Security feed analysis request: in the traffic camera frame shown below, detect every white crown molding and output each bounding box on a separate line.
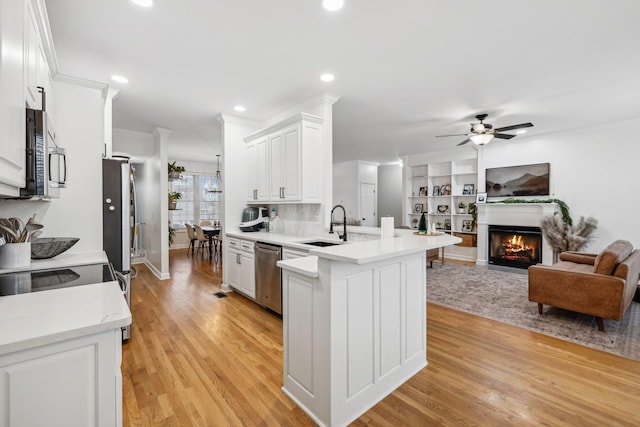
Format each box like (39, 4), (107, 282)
(32, 0), (59, 77)
(243, 113), (324, 142)
(216, 113), (261, 128)
(55, 73), (109, 91)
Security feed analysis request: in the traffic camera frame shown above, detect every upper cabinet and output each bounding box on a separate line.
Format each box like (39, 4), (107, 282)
(245, 113), (323, 204)
(0, 0), (27, 196)
(0, 0), (55, 197)
(25, 0), (54, 113)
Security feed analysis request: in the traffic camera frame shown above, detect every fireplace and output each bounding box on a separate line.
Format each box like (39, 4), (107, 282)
(488, 225), (542, 269)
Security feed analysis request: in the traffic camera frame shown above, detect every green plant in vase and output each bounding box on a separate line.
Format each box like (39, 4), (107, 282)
(467, 202), (477, 230)
(168, 191), (182, 210)
(168, 221), (175, 246)
(457, 201), (466, 214)
(168, 162), (185, 179)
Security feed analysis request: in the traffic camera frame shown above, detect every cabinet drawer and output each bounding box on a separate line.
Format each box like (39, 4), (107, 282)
(240, 240), (255, 253)
(227, 237), (240, 250)
(283, 248), (309, 260)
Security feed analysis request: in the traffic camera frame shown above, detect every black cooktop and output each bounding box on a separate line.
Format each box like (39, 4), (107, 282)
(0, 263), (115, 296)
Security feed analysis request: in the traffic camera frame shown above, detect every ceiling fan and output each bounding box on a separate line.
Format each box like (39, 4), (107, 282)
(436, 114), (533, 146)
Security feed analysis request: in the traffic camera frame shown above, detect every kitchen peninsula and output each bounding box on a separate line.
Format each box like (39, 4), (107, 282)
(277, 231), (460, 427)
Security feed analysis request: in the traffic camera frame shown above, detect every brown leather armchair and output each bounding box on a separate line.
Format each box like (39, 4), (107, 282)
(528, 240), (640, 332)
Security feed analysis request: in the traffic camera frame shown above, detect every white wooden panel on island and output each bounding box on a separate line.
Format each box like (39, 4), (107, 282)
(281, 248), (432, 427)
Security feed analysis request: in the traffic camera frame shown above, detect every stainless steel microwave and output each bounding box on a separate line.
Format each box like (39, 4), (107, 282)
(20, 108), (67, 199)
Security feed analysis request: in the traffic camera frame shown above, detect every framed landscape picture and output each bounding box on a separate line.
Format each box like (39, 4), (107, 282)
(485, 163), (550, 197)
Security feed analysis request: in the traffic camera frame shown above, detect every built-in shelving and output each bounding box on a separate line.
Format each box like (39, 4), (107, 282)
(404, 157), (478, 262)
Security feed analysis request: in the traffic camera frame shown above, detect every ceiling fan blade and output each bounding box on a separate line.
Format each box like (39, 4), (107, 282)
(494, 122), (533, 132)
(436, 133), (468, 138)
(494, 133), (516, 140)
(456, 138), (471, 146)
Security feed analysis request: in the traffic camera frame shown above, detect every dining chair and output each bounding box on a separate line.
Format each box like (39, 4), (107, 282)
(193, 225), (210, 258)
(199, 220), (212, 226)
(213, 233), (222, 262)
(185, 224), (197, 255)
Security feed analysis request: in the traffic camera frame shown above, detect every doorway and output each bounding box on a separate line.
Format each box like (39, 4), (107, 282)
(359, 182), (376, 227)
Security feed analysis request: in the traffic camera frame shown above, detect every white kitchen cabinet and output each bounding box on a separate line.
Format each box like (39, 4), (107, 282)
(0, 329), (123, 427)
(226, 237), (255, 298)
(246, 136), (269, 202)
(0, 0), (26, 196)
(269, 125), (300, 200)
(24, 0), (52, 112)
(245, 113), (323, 204)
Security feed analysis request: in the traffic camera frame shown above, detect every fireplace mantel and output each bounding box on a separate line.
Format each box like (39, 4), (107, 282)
(476, 203), (559, 266)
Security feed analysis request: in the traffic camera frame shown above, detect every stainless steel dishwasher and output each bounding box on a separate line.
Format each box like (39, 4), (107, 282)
(255, 242), (282, 314)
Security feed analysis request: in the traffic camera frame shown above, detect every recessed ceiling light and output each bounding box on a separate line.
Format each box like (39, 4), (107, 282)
(322, 0), (344, 11)
(131, 0), (153, 7)
(515, 129), (527, 134)
(111, 75), (129, 84)
(320, 73), (335, 82)
(234, 105), (246, 112)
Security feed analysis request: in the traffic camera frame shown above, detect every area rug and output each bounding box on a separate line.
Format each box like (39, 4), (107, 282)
(427, 263), (640, 361)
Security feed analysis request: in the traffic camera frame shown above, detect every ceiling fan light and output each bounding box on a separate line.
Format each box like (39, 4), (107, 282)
(470, 134), (494, 145)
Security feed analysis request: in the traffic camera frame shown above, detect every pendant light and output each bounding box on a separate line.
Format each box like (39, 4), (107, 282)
(208, 154), (223, 193)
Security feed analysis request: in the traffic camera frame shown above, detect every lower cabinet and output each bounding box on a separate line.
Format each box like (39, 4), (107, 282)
(0, 329), (123, 427)
(227, 237), (255, 298)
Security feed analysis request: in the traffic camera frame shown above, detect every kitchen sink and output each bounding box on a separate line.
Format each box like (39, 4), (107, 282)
(299, 240), (342, 247)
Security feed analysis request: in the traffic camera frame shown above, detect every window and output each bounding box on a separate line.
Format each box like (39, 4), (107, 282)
(169, 173), (220, 229)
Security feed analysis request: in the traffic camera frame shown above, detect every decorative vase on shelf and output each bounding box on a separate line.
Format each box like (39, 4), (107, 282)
(0, 242), (31, 268)
(418, 213), (427, 232)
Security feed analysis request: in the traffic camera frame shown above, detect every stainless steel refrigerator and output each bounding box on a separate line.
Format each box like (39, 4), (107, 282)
(102, 158), (134, 340)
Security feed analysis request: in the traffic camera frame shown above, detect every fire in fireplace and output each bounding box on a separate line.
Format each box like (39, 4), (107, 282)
(488, 225), (542, 269)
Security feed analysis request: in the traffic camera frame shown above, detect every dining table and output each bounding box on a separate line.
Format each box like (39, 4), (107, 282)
(200, 226), (221, 259)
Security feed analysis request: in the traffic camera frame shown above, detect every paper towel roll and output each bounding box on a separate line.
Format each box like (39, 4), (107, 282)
(381, 217), (394, 239)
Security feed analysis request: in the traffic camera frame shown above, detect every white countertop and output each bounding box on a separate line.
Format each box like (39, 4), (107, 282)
(309, 233), (461, 265)
(0, 281), (131, 355)
(277, 256), (319, 278)
(229, 227), (461, 265)
(0, 250), (108, 274)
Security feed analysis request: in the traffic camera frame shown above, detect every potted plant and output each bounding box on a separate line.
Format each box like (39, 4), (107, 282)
(467, 202), (477, 230)
(168, 221), (175, 246)
(168, 162), (185, 180)
(457, 201), (466, 214)
(168, 191), (182, 210)
(0, 214), (43, 268)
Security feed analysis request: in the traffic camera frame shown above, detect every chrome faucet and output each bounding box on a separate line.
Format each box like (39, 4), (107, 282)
(329, 204), (347, 242)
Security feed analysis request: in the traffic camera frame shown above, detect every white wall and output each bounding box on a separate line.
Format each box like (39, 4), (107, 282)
(377, 164), (403, 227)
(219, 114), (260, 291)
(140, 128), (171, 279)
(332, 160), (379, 225)
(112, 128), (155, 162)
(480, 118), (640, 253)
(332, 161), (358, 220)
(0, 81), (104, 254)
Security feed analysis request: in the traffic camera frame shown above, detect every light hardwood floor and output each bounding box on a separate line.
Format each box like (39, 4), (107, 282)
(123, 251), (640, 426)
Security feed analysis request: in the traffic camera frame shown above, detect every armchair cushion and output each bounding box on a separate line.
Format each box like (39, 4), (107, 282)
(593, 240), (633, 275)
(559, 251), (597, 265)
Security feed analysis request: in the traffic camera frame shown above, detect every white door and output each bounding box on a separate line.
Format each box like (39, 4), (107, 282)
(360, 182), (376, 227)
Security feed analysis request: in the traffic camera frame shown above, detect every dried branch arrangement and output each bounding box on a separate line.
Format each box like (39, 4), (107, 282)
(540, 213), (598, 252)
